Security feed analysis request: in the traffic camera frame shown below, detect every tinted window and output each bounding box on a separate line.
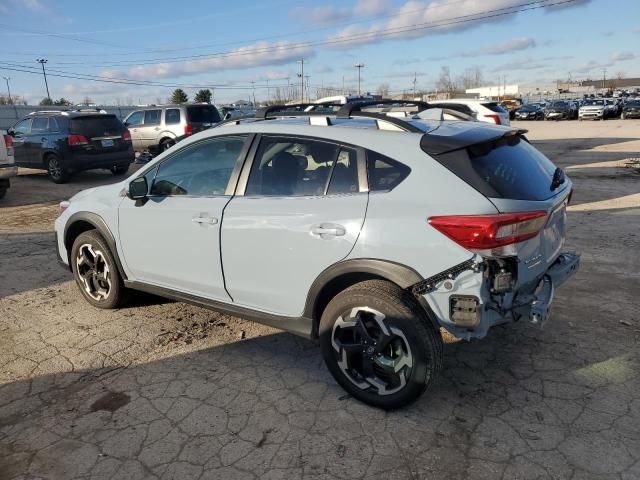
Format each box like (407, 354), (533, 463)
(144, 110), (161, 125)
(366, 151), (411, 191)
(246, 137), (338, 196)
(438, 103), (472, 115)
(433, 136), (560, 201)
(150, 136), (246, 196)
(125, 111), (144, 126)
(69, 116), (124, 137)
(165, 108), (180, 125)
(186, 105), (221, 124)
(482, 102), (507, 113)
(327, 147), (359, 195)
(13, 118), (31, 135)
(31, 117), (48, 133)
(49, 117), (60, 132)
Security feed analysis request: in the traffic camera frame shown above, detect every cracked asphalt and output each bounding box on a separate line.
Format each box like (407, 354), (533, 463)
(1, 120), (639, 480)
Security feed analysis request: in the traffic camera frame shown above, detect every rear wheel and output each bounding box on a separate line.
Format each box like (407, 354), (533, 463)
(71, 230), (127, 309)
(46, 155), (68, 183)
(111, 164), (129, 175)
(319, 280), (443, 409)
(160, 138), (175, 152)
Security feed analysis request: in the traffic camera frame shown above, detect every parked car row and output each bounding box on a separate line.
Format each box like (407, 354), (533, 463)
(511, 96), (640, 121)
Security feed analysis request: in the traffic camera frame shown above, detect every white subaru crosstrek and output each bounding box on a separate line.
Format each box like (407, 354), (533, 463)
(55, 103), (579, 409)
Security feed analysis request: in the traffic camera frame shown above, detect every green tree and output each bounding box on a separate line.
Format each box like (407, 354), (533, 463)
(39, 97), (53, 106)
(170, 88), (188, 104)
(53, 97), (72, 106)
(194, 89), (212, 103)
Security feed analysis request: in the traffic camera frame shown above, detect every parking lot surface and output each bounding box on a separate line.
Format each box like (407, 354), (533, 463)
(1, 120), (639, 480)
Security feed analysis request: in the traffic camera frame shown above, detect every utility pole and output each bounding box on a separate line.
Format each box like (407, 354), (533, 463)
(266, 79), (270, 103)
(602, 68), (607, 89)
(342, 76), (345, 95)
(304, 75), (310, 101)
(412, 72), (417, 99)
(2, 76), (11, 103)
(354, 63), (364, 96)
(250, 81), (256, 106)
(297, 59), (305, 103)
(37, 58), (50, 100)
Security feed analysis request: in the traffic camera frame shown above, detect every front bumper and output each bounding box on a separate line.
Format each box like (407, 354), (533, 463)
(0, 165), (18, 180)
(579, 111), (604, 119)
(420, 252), (580, 340)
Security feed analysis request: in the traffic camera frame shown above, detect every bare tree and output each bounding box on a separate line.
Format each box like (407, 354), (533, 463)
(461, 66), (484, 89)
(376, 83), (390, 97)
(436, 66), (456, 93)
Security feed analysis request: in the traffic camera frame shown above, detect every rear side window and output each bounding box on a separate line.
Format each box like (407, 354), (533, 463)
(366, 151), (410, 191)
(165, 108), (180, 125)
(482, 102), (507, 113)
(433, 136), (560, 201)
(31, 117), (49, 133)
(186, 105), (221, 124)
(49, 117), (60, 132)
(69, 116), (125, 137)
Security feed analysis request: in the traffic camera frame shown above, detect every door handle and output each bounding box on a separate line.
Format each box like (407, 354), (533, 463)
(192, 216), (218, 225)
(154, 127), (160, 131)
(311, 223), (346, 238)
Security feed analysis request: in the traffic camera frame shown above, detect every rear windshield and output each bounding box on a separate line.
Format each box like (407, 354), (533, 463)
(69, 115), (125, 137)
(482, 102), (507, 113)
(433, 135), (562, 201)
(186, 105), (221, 124)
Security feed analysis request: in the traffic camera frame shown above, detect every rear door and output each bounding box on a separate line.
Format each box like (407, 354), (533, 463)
(221, 135), (368, 317)
(138, 109), (162, 148)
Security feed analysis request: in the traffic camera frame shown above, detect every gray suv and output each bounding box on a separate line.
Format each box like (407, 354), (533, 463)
(123, 103), (221, 153)
(55, 103), (579, 409)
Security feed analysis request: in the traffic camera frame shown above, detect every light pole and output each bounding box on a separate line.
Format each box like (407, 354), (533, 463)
(37, 58), (50, 100)
(354, 63), (364, 95)
(297, 59), (305, 103)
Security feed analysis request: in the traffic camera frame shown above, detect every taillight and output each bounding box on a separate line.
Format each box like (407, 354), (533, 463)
(428, 211), (548, 253)
(68, 134), (89, 146)
(122, 130), (131, 142)
(484, 114), (501, 125)
(3, 134), (13, 156)
(184, 124), (193, 136)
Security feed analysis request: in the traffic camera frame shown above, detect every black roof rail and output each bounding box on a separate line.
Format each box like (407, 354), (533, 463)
(255, 103), (343, 119)
(337, 100), (431, 118)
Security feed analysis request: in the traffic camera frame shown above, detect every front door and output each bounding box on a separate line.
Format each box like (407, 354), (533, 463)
(10, 118), (32, 166)
(118, 134), (249, 300)
(123, 111), (144, 150)
(222, 135), (368, 317)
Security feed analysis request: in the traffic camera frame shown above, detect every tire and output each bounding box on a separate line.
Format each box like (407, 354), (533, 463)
(46, 154), (68, 184)
(71, 230), (128, 309)
(111, 164), (129, 175)
(160, 138), (175, 152)
(0, 188), (6, 199)
(319, 280), (443, 410)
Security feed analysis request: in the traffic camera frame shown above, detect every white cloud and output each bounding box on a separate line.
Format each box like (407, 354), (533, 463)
(314, 65), (335, 74)
(329, 0), (591, 49)
(354, 0), (393, 16)
(472, 37), (536, 56)
(110, 41), (313, 80)
(611, 52), (635, 62)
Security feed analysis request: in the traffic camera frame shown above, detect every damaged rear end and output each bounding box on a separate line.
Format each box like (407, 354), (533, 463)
(418, 127), (580, 339)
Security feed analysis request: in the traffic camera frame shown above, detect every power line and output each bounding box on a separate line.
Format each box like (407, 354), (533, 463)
(1, 0), (576, 68)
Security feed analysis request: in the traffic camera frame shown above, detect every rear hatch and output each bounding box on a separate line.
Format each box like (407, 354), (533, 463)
(186, 105), (221, 133)
(69, 115), (129, 154)
(427, 131), (571, 286)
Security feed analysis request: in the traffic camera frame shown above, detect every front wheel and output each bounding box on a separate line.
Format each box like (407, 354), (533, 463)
(71, 230), (128, 309)
(319, 280), (443, 410)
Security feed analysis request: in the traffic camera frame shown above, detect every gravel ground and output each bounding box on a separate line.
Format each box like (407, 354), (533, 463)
(1, 120), (639, 480)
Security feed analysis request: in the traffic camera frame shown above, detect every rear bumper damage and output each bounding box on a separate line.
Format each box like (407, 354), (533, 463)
(414, 252), (580, 340)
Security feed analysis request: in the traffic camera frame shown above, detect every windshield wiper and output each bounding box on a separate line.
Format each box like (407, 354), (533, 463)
(551, 167), (565, 191)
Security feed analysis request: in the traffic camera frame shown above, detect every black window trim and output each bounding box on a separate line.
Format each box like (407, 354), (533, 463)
(235, 133), (368, 197)
(365, 149), (412, 193)
(134, 133), (255, 199)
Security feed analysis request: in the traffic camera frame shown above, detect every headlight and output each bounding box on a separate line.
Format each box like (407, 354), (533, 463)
(58, 201), (70, 216)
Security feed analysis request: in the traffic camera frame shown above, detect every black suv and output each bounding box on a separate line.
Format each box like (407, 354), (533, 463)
(7, 110), (134, 183)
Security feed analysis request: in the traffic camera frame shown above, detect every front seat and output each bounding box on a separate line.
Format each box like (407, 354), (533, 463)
(271, 152), (300, 195)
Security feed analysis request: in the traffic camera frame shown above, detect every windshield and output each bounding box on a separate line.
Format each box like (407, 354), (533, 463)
(626, 100), (640, 107)
(584, 100), (604, 106)
(69, 115), (125, 137)
(550, 101), (567, 107)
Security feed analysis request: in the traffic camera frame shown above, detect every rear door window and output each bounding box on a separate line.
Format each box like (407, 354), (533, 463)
(366, 151), (411, 191)
(186, 105), (221, 124)
(69, 116), (125, 137)
(49, 117), (60, 132)
(30, 117), (49, 133)
(165, 108), (181, 125)
(144, 110), (161, 125)
(433, 135), (561, 201)
(326, 147), (359, 195)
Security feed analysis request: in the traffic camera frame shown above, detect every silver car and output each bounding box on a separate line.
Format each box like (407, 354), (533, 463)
(55, 104), (579, 409)
(123, 104), (221, 152)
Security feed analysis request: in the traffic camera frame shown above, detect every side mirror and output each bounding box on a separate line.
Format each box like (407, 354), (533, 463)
(128, 176), (148, 200)
(6, 127), (14, 136)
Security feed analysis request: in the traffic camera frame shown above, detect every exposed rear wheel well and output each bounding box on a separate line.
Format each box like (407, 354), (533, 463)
(312, 272), (388, 337)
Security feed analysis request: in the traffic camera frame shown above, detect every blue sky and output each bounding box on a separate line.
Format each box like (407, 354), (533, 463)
(0, 0), (638, 104)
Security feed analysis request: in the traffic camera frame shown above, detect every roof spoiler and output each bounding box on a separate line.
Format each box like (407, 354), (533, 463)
(421, 127), (528, 156)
